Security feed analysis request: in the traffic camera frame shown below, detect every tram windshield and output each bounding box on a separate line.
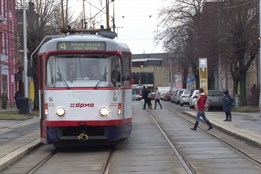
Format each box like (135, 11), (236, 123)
(46, 54), (121, 88)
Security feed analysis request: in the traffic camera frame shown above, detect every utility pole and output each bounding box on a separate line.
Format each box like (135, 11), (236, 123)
(217, 0), (223, 91)
(259, 0), (261, 117)
(106, 0), (110, 29)
(23, 0), (28, 98)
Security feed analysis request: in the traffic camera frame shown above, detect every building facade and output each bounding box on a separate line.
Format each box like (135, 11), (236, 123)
(0, 0), (18, 107)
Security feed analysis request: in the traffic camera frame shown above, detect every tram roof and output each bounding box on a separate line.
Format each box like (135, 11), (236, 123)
(132, 58), (162, 62)
(38, 34), (131, 53)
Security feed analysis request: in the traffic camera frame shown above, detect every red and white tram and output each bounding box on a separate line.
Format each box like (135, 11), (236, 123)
(37, 32), (132, 145)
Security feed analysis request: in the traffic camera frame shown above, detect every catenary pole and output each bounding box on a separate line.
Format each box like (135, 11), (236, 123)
(23, 0), (28, 97)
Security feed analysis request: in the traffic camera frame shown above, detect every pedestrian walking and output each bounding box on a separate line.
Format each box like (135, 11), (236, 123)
(154, 87), (162, 109)
(147, 88), (153, 109)
(191, 88), (213, 131)
(142, 86), (148, 109)
(142, 86), (152, 110)
(1, 92), (8, 110)
(223, 90), (232, 121)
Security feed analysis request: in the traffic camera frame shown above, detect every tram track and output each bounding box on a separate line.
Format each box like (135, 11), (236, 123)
(148, 104), (261, 173)
(25, 150), (57, 174)
(101, 146), (115, 174)
(2, 145), (116, 174)
(148, 110), (195, 174)
(165, 104), (261, 168)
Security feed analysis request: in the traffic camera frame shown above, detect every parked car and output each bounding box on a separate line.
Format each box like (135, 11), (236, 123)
(189, 89), (200, 109)
(158, 87), (170, 100)
(207, 90), (224, 110)
(132, 86), (143, 101)
(179, 89), (193, 106)
(170, 89), (178, 103)
(173, 89), (184, 104)
(163, 90), (175, 101)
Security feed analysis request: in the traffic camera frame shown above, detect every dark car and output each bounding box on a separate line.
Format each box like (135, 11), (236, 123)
(207, 90), (224, 111)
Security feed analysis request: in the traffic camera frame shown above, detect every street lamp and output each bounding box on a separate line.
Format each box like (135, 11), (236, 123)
(23, 0), (28, 97)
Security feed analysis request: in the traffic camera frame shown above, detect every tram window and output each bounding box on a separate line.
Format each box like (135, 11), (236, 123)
(46, 56), (110, 88)
(88, 64), (100, 80)
(122, 55), (131, 87)
(67, 61), (77, 82)
(111, 57), (121, 87)
(46, 56), (56, 87)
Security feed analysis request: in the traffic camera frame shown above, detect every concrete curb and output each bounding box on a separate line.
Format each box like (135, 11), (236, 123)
(0, 139), (42, 171)
(183, 111), (261, 148)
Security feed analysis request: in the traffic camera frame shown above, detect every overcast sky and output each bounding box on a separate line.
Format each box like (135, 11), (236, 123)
(70, 0), (168, 54)
(114, 0), (166, 54)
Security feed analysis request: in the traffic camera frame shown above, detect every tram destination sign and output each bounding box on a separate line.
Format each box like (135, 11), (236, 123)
(57, 42), (106, 51)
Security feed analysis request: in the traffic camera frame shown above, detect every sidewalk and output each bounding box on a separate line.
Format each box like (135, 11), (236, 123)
(184, 110), (261, 147)
(0, 109), (41, 171)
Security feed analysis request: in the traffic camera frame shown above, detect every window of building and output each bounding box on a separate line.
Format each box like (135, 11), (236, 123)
(2, 74), (7, 93)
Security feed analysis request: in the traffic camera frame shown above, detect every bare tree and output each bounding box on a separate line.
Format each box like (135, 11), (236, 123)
(158, 0), (258, 106)
(219, 0), (258, 105)
(16, 0), (62, 54)
(158, 0), (219, 89)
(16, 0), (78, 109)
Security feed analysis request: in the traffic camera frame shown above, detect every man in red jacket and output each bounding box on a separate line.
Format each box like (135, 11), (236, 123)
(191, 88), (213, 131)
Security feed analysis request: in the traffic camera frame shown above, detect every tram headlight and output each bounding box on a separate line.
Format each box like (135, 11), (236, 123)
(99, 107), (109, 116)
(118, 103), (122, 115)
(44, 103), (48, 116)
(56, 107), (65, 117)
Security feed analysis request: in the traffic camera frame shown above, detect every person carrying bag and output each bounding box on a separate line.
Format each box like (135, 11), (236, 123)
(191, 88), (213, 131)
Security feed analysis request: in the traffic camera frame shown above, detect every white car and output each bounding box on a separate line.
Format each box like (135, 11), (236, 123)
(179, 89), (193, 106)
(189, 90), (200, 109)
(173, 89), (184, 104)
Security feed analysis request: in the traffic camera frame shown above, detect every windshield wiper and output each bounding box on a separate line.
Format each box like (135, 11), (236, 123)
(94, 72), (108, 89)
(57, 67), (70, 89)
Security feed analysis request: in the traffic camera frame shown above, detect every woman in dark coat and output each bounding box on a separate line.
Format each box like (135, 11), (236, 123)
(1, 92), (8, 110)
(142, 86), (152, 110)
(223, 90), (232, 121)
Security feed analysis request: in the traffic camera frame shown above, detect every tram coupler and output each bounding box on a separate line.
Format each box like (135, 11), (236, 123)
(77, 132), (88, 141)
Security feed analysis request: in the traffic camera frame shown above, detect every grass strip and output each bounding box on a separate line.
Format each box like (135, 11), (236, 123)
(0, 111), (38, 120)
